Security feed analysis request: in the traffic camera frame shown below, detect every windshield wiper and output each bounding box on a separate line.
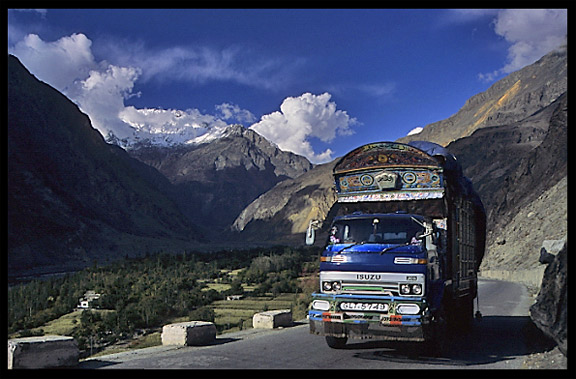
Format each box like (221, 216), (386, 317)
(380, 243), (411, 255)
(336, 241), (365, 254)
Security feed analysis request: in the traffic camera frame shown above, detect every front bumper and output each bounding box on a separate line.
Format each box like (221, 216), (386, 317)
(308, 292), (431, 342)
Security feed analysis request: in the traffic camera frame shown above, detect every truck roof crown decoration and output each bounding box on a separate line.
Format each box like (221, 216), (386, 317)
(333, 142), (450, 203)
(333, 142), (442, 174)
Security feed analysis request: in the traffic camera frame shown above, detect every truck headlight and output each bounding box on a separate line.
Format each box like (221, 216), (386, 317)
(399, 283), (423, 295)
(332, 281), (342, 291)
(400, 284), (411, 295)
(322, 280), (342, 293)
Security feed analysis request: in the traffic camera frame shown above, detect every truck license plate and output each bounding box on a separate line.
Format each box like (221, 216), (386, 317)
(380, 315), (402, 325)
(340, 302), (388, 312)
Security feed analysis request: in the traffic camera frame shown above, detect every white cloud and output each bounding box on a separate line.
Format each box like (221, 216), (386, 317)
(10, 33), (98, 96)
(78, 65), (143, 140)
(9, 33), (146, 141)
(8, 32), (357, 162)
(356, 83), (396, 99)
(444, 9), (499, 23)
(407, 127), (423, 136)
(8, 32), (249, 147)
(479, 9), (567, 81)
(215, 103), (256, 125)
(104, 42), (296, 91)
(10, 9), (47, 16)
(249, 93), (357, 164)
(493, 9), (567, 72)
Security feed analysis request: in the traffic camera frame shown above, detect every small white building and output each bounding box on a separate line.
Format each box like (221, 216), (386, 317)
(77, 290), (101, 309)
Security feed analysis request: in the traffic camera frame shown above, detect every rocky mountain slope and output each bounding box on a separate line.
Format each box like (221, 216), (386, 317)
(448, 93), (567, 274)
(231, 160), (337, 243)
(398, 47), (567, 146)
(7, 55), (203, 277)
(128, 125), (312, 234)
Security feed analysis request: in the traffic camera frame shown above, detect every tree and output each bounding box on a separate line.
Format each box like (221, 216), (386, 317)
(189, 307), (215, 322)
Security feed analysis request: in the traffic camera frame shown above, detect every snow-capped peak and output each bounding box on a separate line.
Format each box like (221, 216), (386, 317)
(104, 106), (241, 149)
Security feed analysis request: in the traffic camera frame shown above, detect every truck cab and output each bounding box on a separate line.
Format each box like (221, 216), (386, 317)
(309, 212), (445, 348)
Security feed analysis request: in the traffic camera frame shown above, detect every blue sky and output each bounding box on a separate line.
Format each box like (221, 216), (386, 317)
(7, 8), (568, 163)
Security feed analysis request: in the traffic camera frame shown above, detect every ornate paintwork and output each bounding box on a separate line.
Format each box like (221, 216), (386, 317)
(333, 142), (445, 203)
(334, 142), (441, 174)
(337, 168), (443, 193)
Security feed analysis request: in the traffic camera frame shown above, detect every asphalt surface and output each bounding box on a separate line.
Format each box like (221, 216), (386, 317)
(79, 278), (539, 369)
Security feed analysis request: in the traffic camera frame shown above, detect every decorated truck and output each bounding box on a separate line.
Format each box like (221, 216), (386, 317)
(306, 141), (486, 349)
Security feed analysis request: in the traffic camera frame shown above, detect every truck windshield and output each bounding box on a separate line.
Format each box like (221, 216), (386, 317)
(329, 217), (424, 245)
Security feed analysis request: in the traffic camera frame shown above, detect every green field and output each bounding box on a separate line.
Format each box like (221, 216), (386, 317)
(14, 293), (302, 338)
(9, 309), (115, 339)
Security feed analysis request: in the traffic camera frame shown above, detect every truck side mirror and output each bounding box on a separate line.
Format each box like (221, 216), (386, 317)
(306, 224), (316, 245)
(306, 219), (321, 246)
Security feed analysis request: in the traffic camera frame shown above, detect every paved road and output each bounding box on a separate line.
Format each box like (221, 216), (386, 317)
(79, 279), (538, 369)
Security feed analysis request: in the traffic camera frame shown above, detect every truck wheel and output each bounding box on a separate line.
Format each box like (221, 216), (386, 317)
(424, 310), (448, 357)
(446, 296), (473, 332)
(325, 336), (348, 349)
(455, 296), (474, 331)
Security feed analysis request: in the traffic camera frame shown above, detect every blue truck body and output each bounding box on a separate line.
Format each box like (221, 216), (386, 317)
(306, 141), (486, 348)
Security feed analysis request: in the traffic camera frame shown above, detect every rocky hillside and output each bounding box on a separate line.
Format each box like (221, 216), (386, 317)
(7, 55), (203, 277)
(231, 160), (337, 243)
(398, 47), (567, 146)
(128, 125), (312, 235)
(448, 93), (567, 274)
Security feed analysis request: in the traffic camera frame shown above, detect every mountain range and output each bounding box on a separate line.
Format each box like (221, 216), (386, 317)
(127, 125), (311, 233)
(7, 54), (310, 278)
(7, 47), (567, 280)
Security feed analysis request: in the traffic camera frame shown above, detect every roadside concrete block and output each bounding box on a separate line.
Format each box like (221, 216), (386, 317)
(161, 321), (216, 346)
(8, 335), (79, 369)
(252, 309), (292, 329)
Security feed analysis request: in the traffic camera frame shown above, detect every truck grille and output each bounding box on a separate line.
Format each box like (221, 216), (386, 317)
(320, 271), (425, 297)
(342, 282), (398, 296)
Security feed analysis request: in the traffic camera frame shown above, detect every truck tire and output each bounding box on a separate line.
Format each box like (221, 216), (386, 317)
(445, 296), (474, 332)
(453, 296), (474, 331)
(423, 308), (448, 357)
(461, 296), (474, 329)
(325, 336), (348, 349)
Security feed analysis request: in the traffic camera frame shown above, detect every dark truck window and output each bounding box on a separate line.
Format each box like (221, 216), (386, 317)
(330, 217), (424, 245)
